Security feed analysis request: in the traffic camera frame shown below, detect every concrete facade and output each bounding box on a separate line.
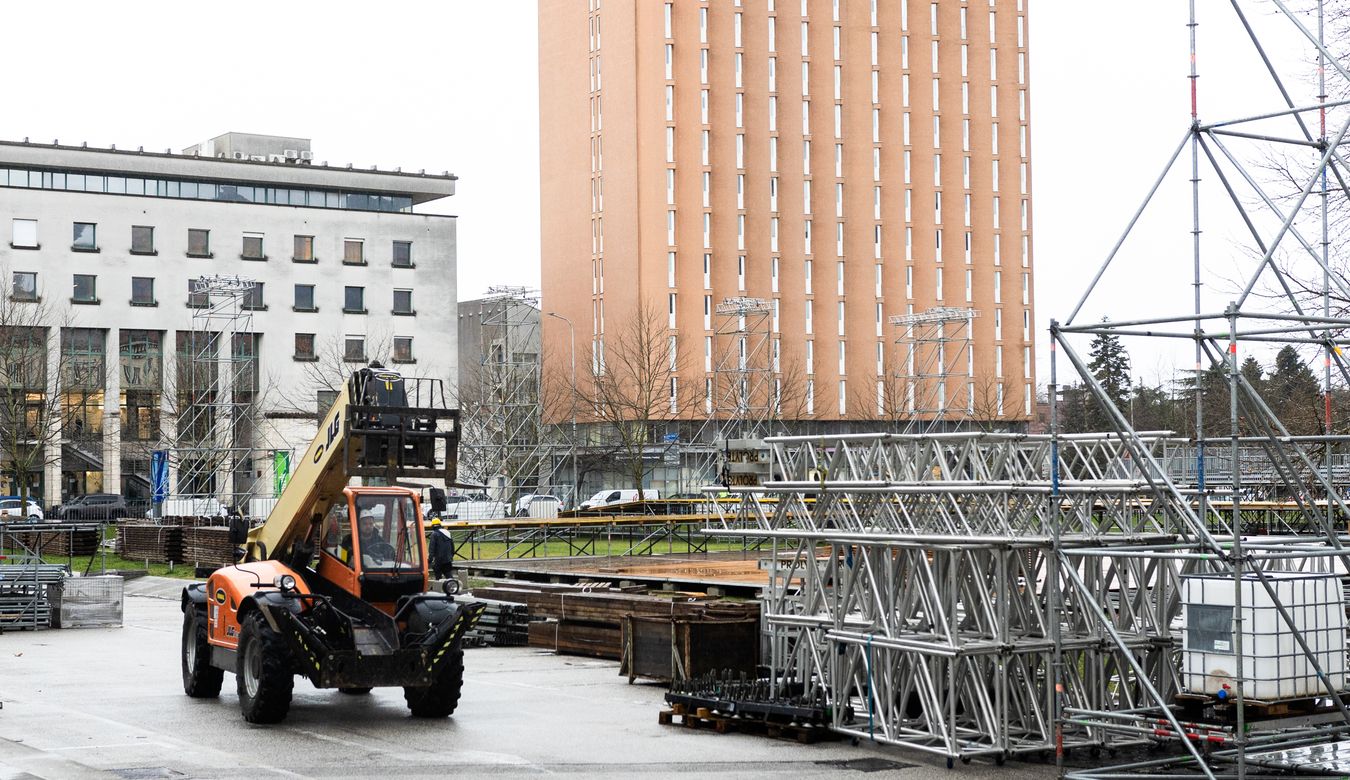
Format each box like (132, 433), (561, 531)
(0, 136), (457, 509)
(540, 0), (1035, 436)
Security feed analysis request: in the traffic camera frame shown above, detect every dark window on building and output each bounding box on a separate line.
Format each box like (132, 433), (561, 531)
(317, 389), (338, 415)
(72, 222), (97, 251)
(242, 233), (265, 260)
(393, 289), (414, 315)
(131, 225), (155, 255)
(392, 240), (413, 267)
(243, 282), (265, 310)
(187, 228), (210, 257)
(294, 284), (315, 311)
(131, 277), (155, 306)
(187, 280), (207, 308)
(343, 239), (364, 265)
(73, 274), (98, 303)
(344, 286), (365, 313)
(294, 235), (315, 262)
(394, 336), (413, 363)
(344, 335), (366, 362)
(12, 272), (37, 301)
(294, 333), (316, 360)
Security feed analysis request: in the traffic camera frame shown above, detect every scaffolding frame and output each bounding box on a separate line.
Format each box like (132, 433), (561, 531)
(705, 2), (1350, 777)
(890, 306), (980, 432)
(168, 275), (263, 514)
(458, 286), (565, 505)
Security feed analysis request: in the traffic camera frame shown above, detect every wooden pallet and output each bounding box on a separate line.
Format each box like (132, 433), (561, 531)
(658, 703), (837, 744)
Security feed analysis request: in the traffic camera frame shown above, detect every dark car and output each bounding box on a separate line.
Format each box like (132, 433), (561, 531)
(56, 493), (128, 521)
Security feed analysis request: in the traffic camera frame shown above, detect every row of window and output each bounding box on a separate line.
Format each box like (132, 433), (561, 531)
(0, 166), (415, 213)
(296, 333), (414, 364)
(10, 271), (416, 315)
(9, 219), (416, 266)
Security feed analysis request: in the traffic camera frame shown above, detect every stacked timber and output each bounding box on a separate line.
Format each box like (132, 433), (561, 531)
(13, 528), (100, 557)
(118, 525), (183, 563)
(180, 527), (234, 568)
(476, 580), (759, 660)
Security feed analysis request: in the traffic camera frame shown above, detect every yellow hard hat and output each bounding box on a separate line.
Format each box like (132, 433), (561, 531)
(430, 517), (442, 527)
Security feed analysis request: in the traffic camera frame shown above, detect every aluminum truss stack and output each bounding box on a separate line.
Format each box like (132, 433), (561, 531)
(709, 432), (1206, 764)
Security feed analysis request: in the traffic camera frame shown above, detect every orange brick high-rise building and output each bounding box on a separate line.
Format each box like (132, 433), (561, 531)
(540, 0), (1034, 494)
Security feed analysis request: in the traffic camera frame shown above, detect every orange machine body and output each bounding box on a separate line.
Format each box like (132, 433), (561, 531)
(206, 561), (311, 651)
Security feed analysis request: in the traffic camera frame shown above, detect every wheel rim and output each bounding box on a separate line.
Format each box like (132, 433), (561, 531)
(185, 620), (197, 670)
(243, 633), (262, 698)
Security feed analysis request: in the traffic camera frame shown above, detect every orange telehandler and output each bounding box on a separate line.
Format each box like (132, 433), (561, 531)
(180, 364), (483, 723)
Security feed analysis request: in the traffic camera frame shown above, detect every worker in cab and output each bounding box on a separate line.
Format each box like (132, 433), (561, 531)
(428, 517), (455, 579)
(343, 508), (396, 562)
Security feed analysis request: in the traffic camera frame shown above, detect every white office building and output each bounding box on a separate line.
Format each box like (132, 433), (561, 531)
(0, 133), (457, 511)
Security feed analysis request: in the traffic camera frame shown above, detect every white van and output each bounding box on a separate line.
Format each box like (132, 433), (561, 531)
(578, 489), (660, 511)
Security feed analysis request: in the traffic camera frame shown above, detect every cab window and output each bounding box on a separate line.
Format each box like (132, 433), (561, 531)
(320, 502), (353, 567)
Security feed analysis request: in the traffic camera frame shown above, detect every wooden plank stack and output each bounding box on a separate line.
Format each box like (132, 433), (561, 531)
(180, 527), (234, 568)
(474, 579), (759, 661)
(117, 525), (183, 563)
(12, 529), (100, 557)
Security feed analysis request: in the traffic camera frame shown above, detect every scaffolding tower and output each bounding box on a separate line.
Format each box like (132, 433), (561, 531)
(457, 286), (562, 505)
(889, 306), (979, 432)
(169, 275), (263, 515)
(711, 296), (775, 441)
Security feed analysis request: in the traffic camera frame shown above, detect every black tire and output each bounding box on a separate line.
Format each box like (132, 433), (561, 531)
(181, 609), (223, 698)
(338, 687), (373, 695)
(403, 649), (465, 718)
(237, 610), (294, 724)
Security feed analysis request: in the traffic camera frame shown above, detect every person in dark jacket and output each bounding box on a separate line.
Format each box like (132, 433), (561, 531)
(427, 517), (455, 579)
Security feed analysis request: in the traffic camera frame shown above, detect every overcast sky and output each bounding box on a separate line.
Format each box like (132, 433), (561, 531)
(0, 1), (1330, 389)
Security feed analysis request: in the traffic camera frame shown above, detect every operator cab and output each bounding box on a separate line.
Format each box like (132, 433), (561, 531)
(316, 487), (428, 611)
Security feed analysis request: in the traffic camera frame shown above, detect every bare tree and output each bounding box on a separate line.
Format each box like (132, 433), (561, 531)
(0, 271), (107, 506)
(578, 299), (692, 499)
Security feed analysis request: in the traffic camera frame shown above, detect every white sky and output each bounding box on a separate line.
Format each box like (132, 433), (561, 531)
(0, 1), (1332, 390)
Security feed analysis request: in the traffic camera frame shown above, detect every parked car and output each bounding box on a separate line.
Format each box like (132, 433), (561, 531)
(578, 489), (660, 511)
(443, 493), (498, 520)
(0, 498), (43, 521)
(55, 493), (128, 521)
(514, 494), (562, 519)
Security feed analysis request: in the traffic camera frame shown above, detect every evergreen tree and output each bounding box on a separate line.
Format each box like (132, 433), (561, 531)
(1267, 346), (1322, 435)
(1085, 327), (1132, 431)
(1239, 356), (1264, 393)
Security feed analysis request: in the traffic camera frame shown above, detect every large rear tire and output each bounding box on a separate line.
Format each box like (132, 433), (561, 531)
(403, 649), (465, 718)
(237, 610), (294, 724)
(181, 609), (223, 698)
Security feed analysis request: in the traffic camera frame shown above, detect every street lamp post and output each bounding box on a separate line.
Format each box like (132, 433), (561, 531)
(546, 312), (578, 508)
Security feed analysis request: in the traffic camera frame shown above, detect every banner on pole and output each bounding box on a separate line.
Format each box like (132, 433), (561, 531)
(273, 450), (291, 495)
(151, 450), (168, 503)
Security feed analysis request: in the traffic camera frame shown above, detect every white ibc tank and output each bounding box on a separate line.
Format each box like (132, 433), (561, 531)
(1182, 572), (1347, 701)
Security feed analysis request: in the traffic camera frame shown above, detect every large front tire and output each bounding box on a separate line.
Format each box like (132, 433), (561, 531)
(404, 649), (465, 718)
(181, 609), (223, 698)
(237, 610), (294, 724)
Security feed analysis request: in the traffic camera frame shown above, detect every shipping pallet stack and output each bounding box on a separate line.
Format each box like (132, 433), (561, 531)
(0, 563), (66, 631)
